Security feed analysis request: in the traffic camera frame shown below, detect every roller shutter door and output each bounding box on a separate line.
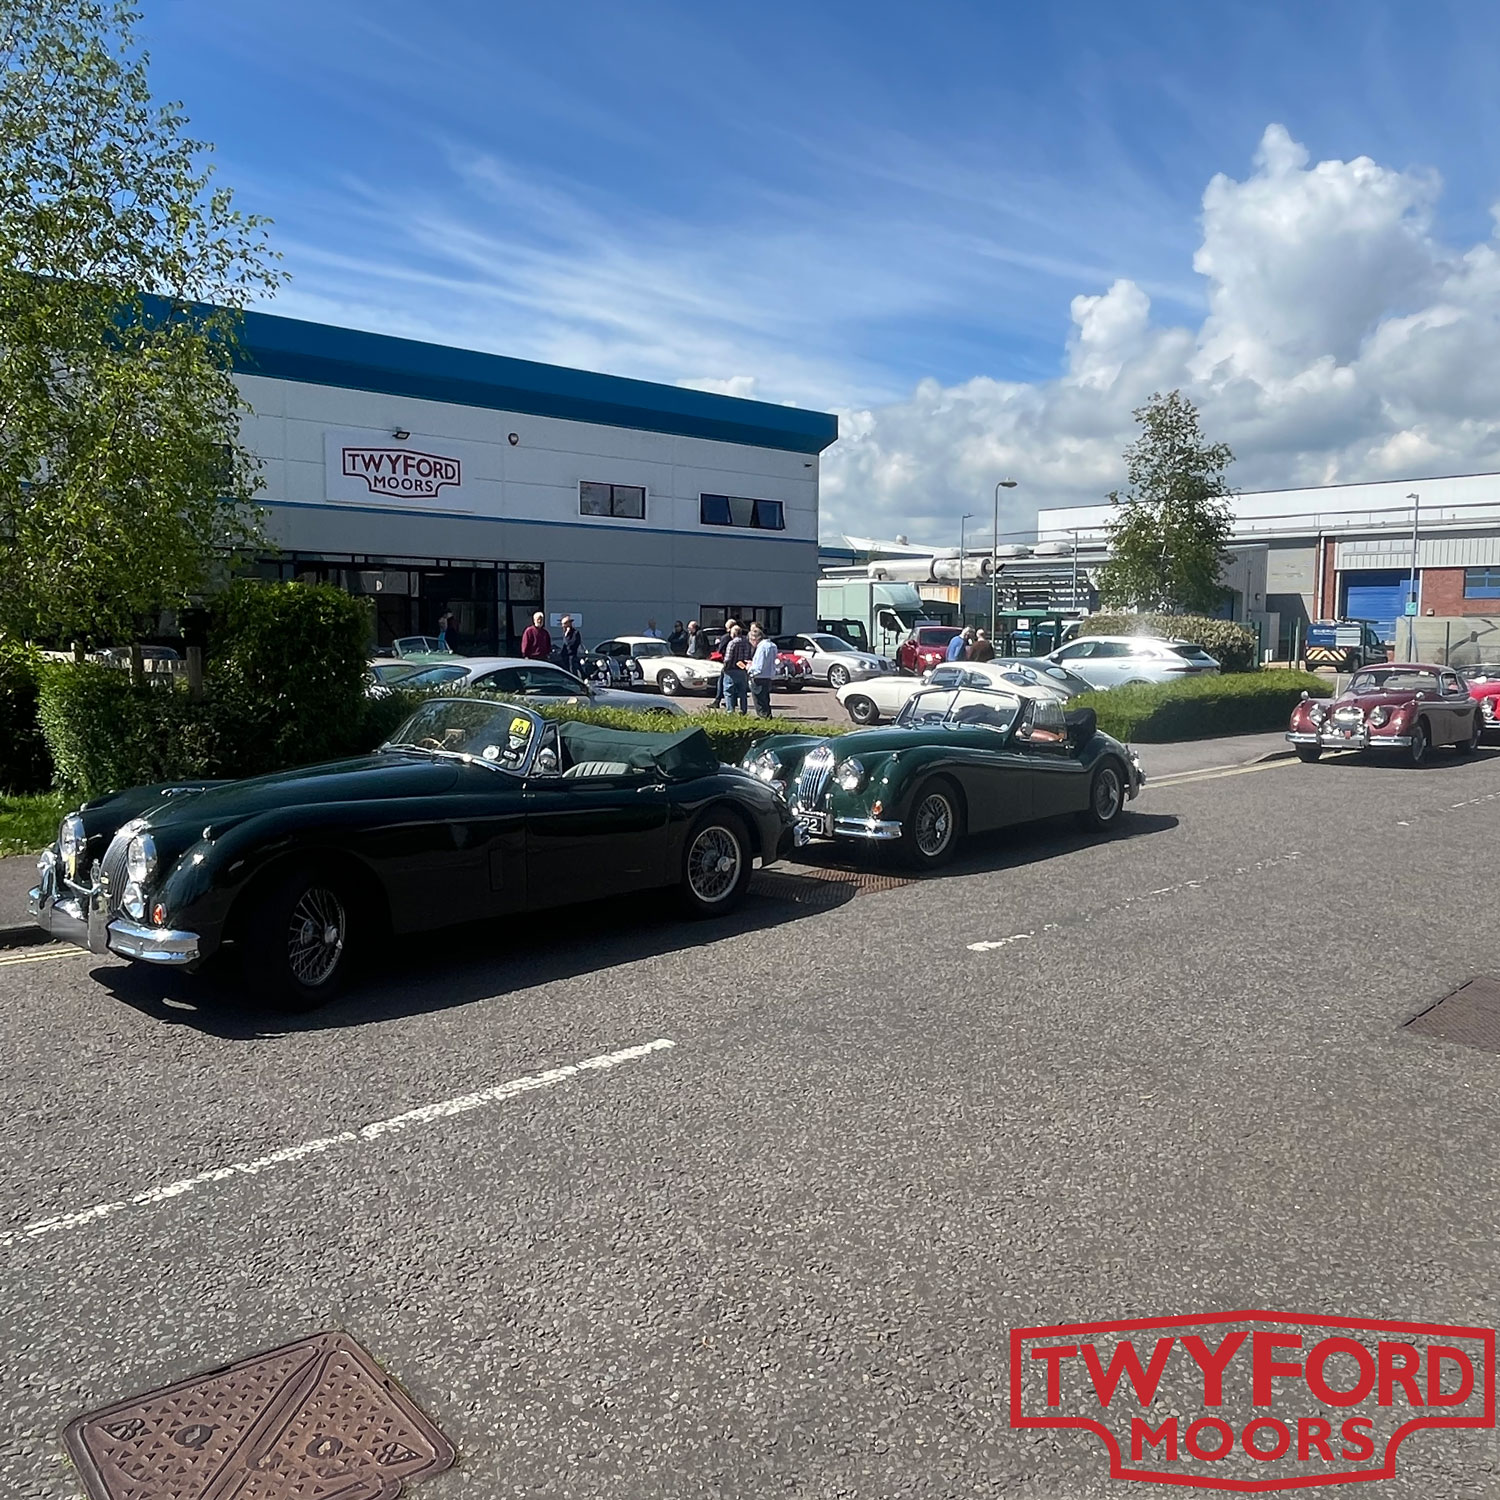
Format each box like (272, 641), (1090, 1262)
(1342, 570), (1409, 645)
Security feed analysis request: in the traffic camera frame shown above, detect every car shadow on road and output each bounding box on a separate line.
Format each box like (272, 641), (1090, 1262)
(88, 874), (850, 1039)
(1303, 746), (1500, 772)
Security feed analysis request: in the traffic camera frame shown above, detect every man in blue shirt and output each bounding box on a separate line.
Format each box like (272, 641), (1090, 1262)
(946, 628), (971, 662)
(748, 623), (779, 718)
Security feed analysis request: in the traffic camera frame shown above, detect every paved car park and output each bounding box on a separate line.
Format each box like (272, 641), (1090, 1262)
(3, 749), (1500, 1497)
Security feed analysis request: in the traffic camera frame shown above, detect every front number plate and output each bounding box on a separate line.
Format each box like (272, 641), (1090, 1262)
(796, 811), (830, 837)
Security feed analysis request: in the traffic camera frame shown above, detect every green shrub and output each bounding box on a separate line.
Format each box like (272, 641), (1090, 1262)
(208, 580), (372, 774)
(1075, 613), (1260, 672)
(1075, 671), (1332, 742)
(0, 640), (52, 793)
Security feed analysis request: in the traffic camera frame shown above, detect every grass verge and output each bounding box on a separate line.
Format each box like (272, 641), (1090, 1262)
(0, 791), (66, 858)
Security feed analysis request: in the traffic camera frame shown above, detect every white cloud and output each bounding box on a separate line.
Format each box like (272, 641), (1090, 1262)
(825, 126), (1500, 545)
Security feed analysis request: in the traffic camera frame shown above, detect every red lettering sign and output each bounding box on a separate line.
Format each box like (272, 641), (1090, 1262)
(1010, 1311), (1494, 1492)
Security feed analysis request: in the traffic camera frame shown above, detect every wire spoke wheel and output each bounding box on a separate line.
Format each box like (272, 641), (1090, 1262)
(913, 791), (955, 857)
(687, 825), (742, 905)
(1093, 766), (1123, 823)
(286, 885), (346, 987)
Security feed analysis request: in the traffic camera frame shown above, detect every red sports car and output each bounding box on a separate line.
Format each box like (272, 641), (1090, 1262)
(897, 625), (962, 675)
(1287, 663), (1482, 766)
(1464, 664), (1500, 738)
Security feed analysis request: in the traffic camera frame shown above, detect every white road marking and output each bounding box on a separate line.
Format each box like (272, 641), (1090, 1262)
(0, 1038), (676, 1250)
(1148, 757), (1299, 788)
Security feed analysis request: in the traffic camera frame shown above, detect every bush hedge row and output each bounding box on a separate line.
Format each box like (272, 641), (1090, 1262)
(1074, 613), (1260, 672)
(0, 640), (53, 793)
(1073, 671), (1331, 743)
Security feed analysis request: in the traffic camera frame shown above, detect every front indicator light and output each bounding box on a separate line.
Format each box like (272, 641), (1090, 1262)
(152, 902), (168, 926)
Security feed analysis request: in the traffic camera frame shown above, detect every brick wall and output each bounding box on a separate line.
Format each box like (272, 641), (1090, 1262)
(1422, 566), (1481, 616)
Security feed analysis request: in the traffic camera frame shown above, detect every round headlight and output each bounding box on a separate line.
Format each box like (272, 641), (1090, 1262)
(835, 757), (867, 792)
(57, 813), (84, 863)
(126, 833), (157, 884)
(750, 750), (783, 782)
(1307, 702), (1327, 724)
(1369, 705), (1390, 727)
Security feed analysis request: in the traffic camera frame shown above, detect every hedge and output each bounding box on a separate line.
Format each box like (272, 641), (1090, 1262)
(1075, 613), (1259, 672)
(0, 640), (52, 793)
(1073, 671), (1331, 742)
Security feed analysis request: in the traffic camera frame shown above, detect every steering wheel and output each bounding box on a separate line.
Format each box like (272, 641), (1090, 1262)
(417, 736), (448, 751)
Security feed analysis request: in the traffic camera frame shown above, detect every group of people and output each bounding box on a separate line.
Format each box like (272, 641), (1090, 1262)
(518, 611), (584, 675)
(945, 626), (996, 663)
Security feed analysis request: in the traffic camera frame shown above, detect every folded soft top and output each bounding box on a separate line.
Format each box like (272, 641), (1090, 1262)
(556, 721), (719, 778)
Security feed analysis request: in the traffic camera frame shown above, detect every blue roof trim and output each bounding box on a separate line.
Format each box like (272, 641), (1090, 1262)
(265, 499), (816, 543)
(233, 308), (839, 455)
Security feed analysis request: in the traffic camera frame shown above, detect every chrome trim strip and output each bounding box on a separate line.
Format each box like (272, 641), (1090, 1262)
(106, 919), (200, 964)
(832, 817), (903, 841)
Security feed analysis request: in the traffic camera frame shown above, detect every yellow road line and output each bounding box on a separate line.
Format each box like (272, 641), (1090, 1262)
(0, 945), (83, 967)
(1149, 757), (1300, 789)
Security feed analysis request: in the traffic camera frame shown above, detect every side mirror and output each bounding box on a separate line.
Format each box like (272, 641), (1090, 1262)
(1299, 690), (1309, 701)
(536, 747), (559, 774)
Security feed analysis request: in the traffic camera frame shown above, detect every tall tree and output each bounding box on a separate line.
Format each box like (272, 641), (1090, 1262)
(0, 0), (281, 644)
(1097, 390), (1235, 615)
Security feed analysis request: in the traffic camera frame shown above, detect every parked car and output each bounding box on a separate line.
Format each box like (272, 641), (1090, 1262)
(743, 683), (1144, 869)
(896, 625), (963, 676)
(393, 636), (455, 658)
(592, 637), (720, 697)
(983, 658), (1095, 698)
(1287, 664), (1482, 765)
(836, 660), (1075, 727)
(373, 656), (687, 715)
(1047, 635), (1220, 689)
(709, 643), (811, 691)
(775, 632), (893, 689)
(29, 700), (794, 1009)
(1463, 663), (1500, 739)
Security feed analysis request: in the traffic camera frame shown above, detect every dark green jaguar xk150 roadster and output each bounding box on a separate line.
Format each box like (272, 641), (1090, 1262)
(30, 699), (796, 1009)
(741, 683), (1145, 868)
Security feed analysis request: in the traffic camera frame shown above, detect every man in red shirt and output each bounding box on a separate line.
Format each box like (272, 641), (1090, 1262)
(520, 611), (552, 661)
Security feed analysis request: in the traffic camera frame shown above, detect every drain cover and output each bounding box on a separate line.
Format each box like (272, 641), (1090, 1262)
(752, 863), (916, 908)
(1405, 977), (1500, 1053)
(65, 1331), (454, 1500)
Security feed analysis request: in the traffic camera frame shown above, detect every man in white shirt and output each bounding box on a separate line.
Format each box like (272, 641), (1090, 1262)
(748, 623), (779, 719)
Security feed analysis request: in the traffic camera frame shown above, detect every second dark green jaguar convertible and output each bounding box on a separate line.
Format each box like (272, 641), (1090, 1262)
(741, 682), (1145, 868)
(29, 699), (795, 1009)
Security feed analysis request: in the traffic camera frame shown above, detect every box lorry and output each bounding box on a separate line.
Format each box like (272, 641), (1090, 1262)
(1304, 620), (1387, 672)
(816, 579), (932, 659)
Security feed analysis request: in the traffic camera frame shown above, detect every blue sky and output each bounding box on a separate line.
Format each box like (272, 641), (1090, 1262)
(141, 0), (1500, 539)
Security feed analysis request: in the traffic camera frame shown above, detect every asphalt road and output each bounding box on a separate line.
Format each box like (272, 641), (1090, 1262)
(3, 747), (1500, 1498)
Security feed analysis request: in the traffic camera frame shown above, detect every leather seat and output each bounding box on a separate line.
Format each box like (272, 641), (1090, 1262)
(562, 760), (633, 778)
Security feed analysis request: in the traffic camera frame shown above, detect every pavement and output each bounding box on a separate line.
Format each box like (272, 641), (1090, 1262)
(4, 745), (1500, 1497)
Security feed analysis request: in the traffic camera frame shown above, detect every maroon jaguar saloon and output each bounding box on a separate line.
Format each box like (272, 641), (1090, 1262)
(1287, 663), (1482, 765)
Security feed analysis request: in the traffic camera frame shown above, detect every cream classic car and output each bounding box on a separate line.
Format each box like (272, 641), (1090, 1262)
(836, 660), (1076, 726)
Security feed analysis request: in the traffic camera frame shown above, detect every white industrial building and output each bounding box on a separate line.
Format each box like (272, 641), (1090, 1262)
(229, 310), (838, 652)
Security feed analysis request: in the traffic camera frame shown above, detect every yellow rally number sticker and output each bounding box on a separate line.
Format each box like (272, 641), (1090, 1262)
(510, 717), (530, 737)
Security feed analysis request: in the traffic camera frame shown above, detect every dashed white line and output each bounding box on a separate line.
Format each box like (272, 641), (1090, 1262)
(0, 1037), (676, 1250)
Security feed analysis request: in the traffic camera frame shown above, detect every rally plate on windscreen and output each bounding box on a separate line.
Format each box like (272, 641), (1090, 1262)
(64, 1330), (455, 1500)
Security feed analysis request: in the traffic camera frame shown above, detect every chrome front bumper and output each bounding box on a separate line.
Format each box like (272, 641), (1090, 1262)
(833, 816), (902, 841)
(1287, 730), (1412, 750)
(28, 850), (200, 965)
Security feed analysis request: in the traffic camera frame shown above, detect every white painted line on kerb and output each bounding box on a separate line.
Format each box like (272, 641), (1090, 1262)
(0, 1038), (676, 1250)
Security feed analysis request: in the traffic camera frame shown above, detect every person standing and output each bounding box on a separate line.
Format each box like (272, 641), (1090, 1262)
(748, 623), (778, 719)
(720, 623), (752, 714)
(559, 614), (582, 676)
(667, 619), (689, 654)
(710, 617), (739, 708)
(969, 628), (995, 662)
(686, 621), (710, 658)
(437, 609), (456, 651)
(520, 611), (551, 661)
(643, 618), (662, 639)
(946, 628), (968, 662)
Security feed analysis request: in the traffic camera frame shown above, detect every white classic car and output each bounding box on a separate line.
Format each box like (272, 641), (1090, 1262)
(837, 659), (1077, 725)
(593, 636), (722, 697)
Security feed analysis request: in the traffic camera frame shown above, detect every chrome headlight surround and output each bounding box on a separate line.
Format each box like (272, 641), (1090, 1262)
(126, 832), (157, 885)
(749, 749), (783, 783)
(835, 757), (868, 792)
(1307, 701), (1327, 725)
(1368, 705), (1390, 728)
(57, 813), (85, 878)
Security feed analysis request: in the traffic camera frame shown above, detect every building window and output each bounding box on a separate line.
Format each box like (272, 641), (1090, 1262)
(1464, 567), (1500, 599)
(580, 481), (646, 520)
(700, 605), (783, 633)
(699, 494), (786, 530)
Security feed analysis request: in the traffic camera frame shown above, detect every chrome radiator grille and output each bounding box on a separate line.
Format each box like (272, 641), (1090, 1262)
(99, 830), (133, 918)
(795, 746), (836, 810)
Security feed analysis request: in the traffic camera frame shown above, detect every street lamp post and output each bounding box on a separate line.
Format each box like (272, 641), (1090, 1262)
(1407, 491), (1420, 660)
(992, 479), (1017, 640)
(959, 512), (974, 628)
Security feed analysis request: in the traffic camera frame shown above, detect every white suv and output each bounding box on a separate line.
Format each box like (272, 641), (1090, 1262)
(1047, 635), (1220, 689)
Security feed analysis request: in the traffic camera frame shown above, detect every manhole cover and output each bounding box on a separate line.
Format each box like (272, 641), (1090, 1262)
(65, 1330), (454, 1500)
(752, 863), (916, 908)
(1405, 976), (1500, 1053)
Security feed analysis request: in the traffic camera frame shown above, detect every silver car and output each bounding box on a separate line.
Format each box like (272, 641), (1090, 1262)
(782, 632), (893, 689)
(1046, 635), (1219, 689)
(377, 657), (688, 715)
